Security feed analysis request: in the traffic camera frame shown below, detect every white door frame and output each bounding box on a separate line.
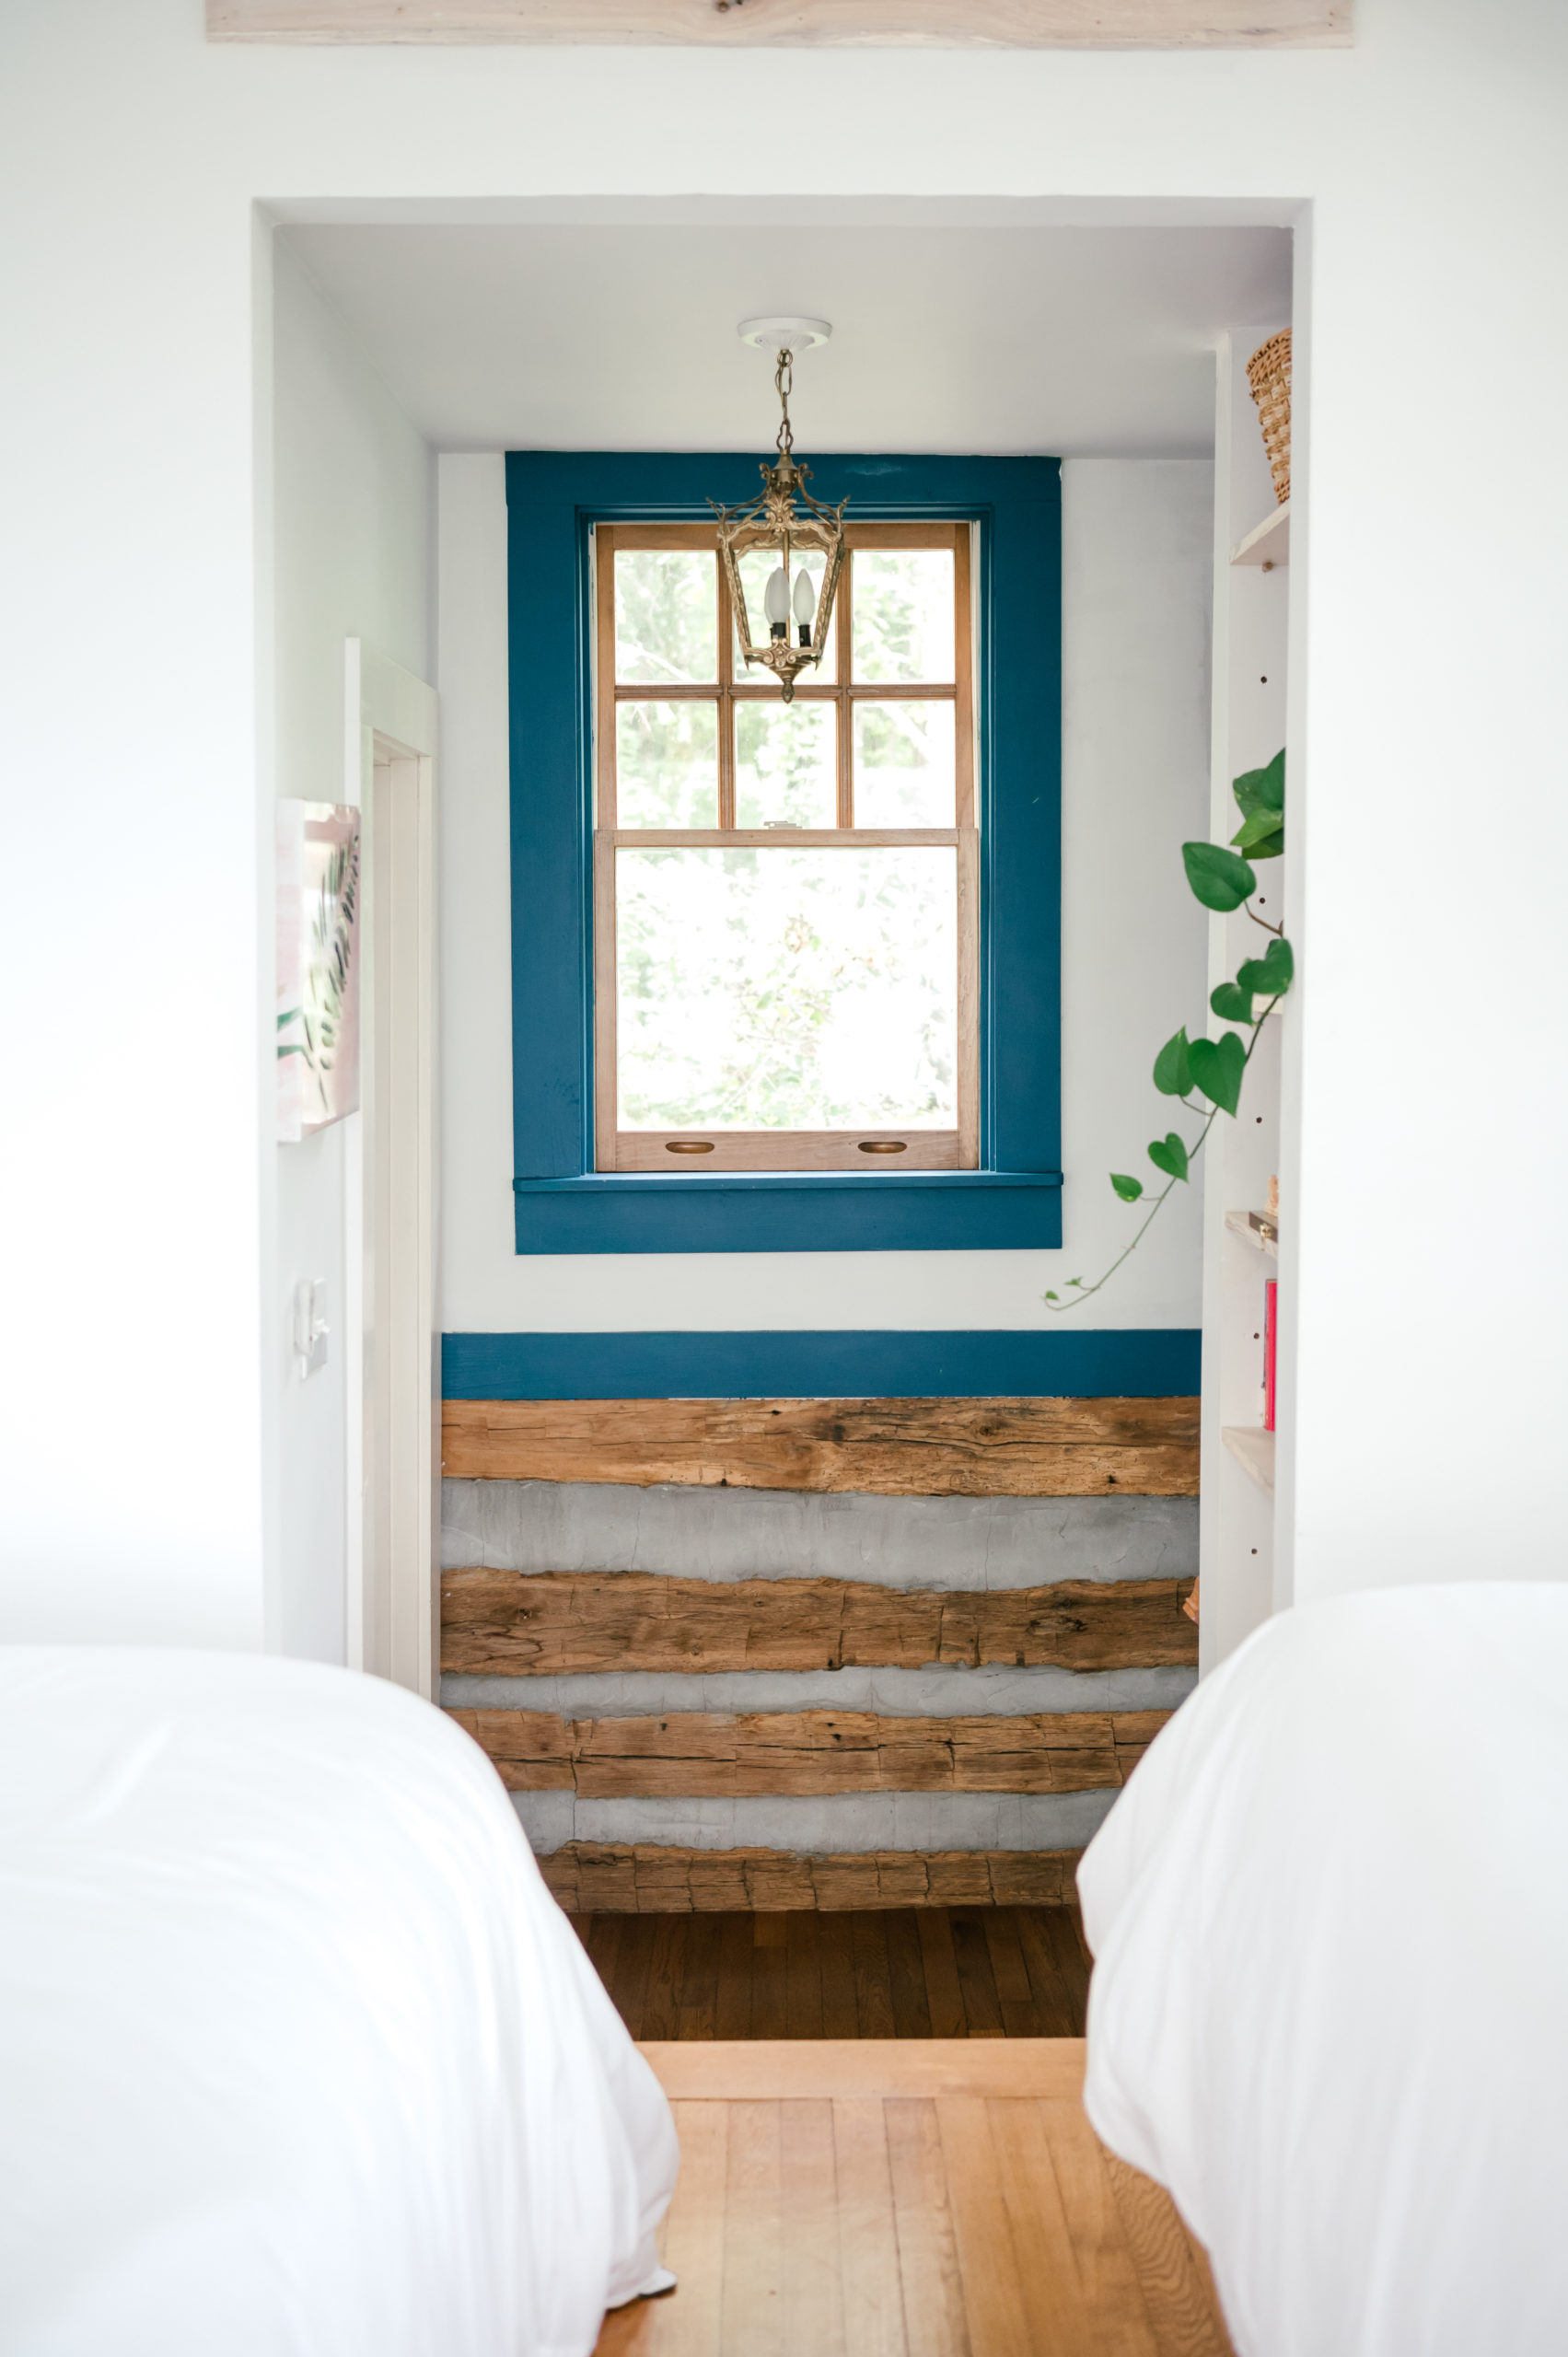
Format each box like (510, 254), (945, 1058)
(343, 639), (439, 1698)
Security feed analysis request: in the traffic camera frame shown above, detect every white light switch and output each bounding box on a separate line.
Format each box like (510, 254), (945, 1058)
(292, 1277), (329, 1379)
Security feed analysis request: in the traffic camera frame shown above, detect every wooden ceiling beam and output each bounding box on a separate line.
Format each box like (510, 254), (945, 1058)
(208, 0), (1352, 49)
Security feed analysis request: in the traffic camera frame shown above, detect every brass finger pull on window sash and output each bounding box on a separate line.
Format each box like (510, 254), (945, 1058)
(858, 1140), (908, 1154)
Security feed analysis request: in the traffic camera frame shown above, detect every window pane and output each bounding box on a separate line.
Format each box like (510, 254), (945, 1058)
(733, 546), (836, 679)
(614, 549), (717, 684)
(615, 701), (718, 829)
(735, 699), (837, 830)
(853, 701), (957, 827)
(853, 549), (955, 684)
(616, 846), (957, 1131)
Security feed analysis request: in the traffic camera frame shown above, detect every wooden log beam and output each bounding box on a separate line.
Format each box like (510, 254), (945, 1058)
(209, 1), (1352, 49)
(448, 1705), (1167, 1794)
(441, 1567), (1198, 1675)
(537, 1841), (1086, 1910)
(441, 1395), (1199, 1496)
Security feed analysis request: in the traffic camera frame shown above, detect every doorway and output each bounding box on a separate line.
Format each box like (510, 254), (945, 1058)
(344, 640), (439, 1697)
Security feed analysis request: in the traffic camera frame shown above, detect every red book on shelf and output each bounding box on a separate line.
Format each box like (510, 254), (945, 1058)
(1263, 1279), (1278, 1433)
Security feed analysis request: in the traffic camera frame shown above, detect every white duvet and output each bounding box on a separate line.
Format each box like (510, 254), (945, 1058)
(1080, 1583), (1568, 2357)
(0, 1649), (677, 2357)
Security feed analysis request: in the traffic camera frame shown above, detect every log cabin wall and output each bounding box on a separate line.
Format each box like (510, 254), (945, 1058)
(440, 1397), (1198, 1909)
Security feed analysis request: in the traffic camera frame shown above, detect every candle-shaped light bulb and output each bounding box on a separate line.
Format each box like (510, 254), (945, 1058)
(763, 566), (791, 626)
(792, 569), (817, 625)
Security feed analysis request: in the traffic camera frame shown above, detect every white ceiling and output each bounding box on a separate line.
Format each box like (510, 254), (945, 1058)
(284, 223), (1291, 458)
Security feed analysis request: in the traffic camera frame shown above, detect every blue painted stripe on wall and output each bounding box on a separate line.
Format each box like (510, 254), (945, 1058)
(441, 1329), (1200, 1400)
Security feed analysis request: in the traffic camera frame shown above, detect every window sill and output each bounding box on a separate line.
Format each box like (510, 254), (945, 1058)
(512, 1168), (1063, 1255)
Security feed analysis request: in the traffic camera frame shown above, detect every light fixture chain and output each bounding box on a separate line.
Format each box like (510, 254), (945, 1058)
(774, 346), (795, 457)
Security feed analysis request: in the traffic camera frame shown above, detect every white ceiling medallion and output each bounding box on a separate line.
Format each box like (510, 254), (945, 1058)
(737, 316), (832, 353)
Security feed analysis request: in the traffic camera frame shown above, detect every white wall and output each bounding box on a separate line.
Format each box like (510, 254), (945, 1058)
(268, 242), (434, 1658)
(3, 0), (1564, 1648)
(437, 453), (1213, 1334)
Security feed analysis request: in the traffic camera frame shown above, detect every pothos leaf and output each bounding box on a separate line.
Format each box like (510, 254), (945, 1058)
(1152, 1027), (1192, 1097)
(1237, 937), (1295, 998)
(1233, 748), (1284, 819)
(1188, 1030), (1248, 1115)
(1110, 1173), (1144, 1202)
(1210, 981), (1253, 1023)
(1182, 842), (1257, 912)
(1147, 1132), (1191, 1183)
(1230, 806), (1286, 853)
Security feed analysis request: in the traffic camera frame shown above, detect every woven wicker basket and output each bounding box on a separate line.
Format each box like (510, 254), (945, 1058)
(1247, 331), (1292, 506)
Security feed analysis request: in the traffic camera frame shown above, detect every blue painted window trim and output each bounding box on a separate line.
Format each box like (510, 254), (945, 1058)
(444, 1329), (1201, 1402)
(505, 450), (1063, 1255)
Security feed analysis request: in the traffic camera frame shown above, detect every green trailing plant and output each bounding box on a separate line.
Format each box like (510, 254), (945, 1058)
(1046, 749), (1291, 1313)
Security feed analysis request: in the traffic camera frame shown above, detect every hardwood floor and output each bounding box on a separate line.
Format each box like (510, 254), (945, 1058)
(595, 2041), (1235, 2357)
(567, 1905), (1091, 2039)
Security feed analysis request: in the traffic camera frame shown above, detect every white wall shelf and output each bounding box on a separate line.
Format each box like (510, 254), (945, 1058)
(1225, 1208), (1279, 1260)
(1232, 501), (1290, 570)
(1222, 1425), (1276, 1491)
(1199, 324), (1291, 1676)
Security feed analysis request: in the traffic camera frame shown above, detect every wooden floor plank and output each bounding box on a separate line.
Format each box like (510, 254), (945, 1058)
(986, 2096), (1106, 2357)
(917, 1908), (969, 2038)
(981, 1910), (1045, 2038)
(886, 2097), (973, 2357)
(610, 1912), (656, 2040)
(639, 1913), (684, 2042)
(659, 2097), (728, 2357)
(819, 1909), (860, 2040)
(1102, 2148), (1237, 2357)
(851, 1910), (898, 2038)
(722, 2100), (784, 2357)
(750, 1914), (788, 2041)
(585, 1910), (624, 1994)
(643, 2039), (1087, 2101)
(785, 1908), (824, 2039)
(833, 2098), (911, 2357)
(948, 1911), (1006, 2039)
(1014, 1903), (1090, 2038)
(1040, 2096), (1171, 2357)
(935, 2096), (1036, 2357)
(886, 1911), (935, 2038)
(715, 1911), (754, 2040)
(780, 2099), (846, 2357)
(676, 1910), (723, 2040)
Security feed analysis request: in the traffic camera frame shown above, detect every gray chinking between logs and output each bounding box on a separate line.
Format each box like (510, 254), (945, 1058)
(441, 1478), (1197, 1589)
(440, 1664), (1195, 1713)
(508, 1788), (1121, 1857)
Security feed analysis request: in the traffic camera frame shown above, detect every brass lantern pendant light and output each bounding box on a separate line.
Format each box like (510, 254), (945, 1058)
(713, 319), (847, 704)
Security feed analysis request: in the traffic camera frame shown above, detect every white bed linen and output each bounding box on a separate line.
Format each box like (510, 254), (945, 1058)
(1079, 1584), (1568, 2357)
(0, 1649), (678, 2357)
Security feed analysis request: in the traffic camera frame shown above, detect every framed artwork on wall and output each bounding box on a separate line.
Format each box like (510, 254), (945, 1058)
(276, 800), (361, 1142)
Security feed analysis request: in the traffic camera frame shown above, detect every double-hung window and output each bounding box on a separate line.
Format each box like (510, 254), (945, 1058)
(594, 522), (978, 1173)
(505, 450), (1062, 1255)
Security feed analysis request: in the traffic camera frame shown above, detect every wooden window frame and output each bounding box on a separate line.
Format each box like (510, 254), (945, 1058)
(593, 519), (978, 1176)
(503, 450), (1063, 1258)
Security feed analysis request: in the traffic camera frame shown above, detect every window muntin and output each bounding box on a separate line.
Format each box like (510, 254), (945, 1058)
(594, 519), (977, 1174)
